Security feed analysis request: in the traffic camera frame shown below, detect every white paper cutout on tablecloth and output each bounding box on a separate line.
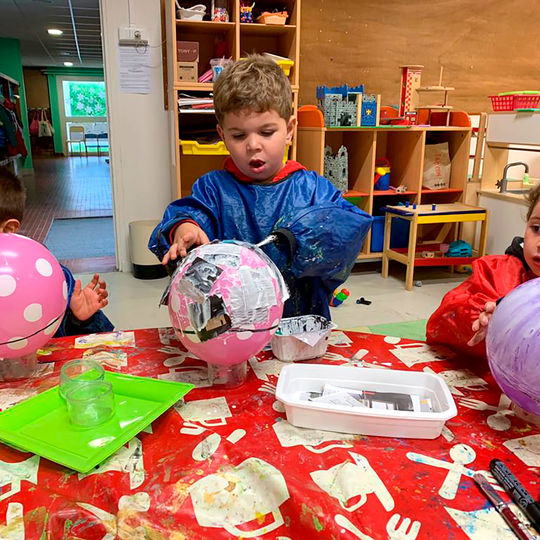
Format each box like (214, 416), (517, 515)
(423, 367), (488, 396)
(335, 514), (374, 539)
(390, 343), (453, 367)
(503, 434), (540, 466)
(189, 457), (289, 538)
(273, 419), (354, 453)
(191, 427), (247, 461)
(249, 357), (284, 381)
(79, 437), (144, 490)
(83, 349), (128, 369)
(0, 387), (37, 412)
(458, 394), (514, 431)
(0, 455), (39, 502)
(158, 327), (177, 345)
(407, 444), (502, 500)
(74, 331), (135, 349)
(176, 396), (231, 426)
(0, 503), (24, 540)
(78, 491), (151, 539)
(386, 513), (421, 540)
(444, 506), (516, 539)
(158, 365), (212, 387)
(311, 451), (394, 512)
(328, 331), (353, 347)
(192, 433), (221, 461)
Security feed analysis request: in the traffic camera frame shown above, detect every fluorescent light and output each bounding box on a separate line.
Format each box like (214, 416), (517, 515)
(47, 28), (63, 36)
(63, 61), (73, 67)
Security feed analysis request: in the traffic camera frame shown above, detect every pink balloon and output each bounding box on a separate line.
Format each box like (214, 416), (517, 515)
(168, 241), (286, 366)
(0, 234), (67, 358)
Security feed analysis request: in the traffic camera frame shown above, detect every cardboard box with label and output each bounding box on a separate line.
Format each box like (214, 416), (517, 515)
(177, 41), (199, 62)
(177, 61), (198, 81)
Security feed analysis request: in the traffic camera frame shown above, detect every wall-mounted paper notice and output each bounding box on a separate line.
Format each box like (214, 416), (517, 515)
(118, 44), (152, 94)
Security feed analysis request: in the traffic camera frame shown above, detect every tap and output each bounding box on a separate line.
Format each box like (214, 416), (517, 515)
(497, 162), (529, 193)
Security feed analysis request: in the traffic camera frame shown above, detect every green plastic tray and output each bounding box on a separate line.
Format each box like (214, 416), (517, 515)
(0, 372), (193, 473)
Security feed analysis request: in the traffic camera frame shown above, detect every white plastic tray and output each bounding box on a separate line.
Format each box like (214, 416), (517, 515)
(275, 364), (457, 439)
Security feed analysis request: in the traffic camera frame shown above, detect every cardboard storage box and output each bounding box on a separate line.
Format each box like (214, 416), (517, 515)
(176, 41), (199, 62)
(177, 61), (198, 82)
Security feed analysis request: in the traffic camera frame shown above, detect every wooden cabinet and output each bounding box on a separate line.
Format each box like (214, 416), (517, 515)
(165, 0), (301, 198)
(297, 124), (471, 258)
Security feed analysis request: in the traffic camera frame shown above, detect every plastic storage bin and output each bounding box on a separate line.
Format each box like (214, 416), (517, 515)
(177, 4), (206, 20)
(262, 53), (294, 77)
(489, 92), (540, 111)
(370, 215), (410, 253)
(276, 364), (457, 439)
(180, 140), (229, 155)
(256, 12), (288, 25)
(271, 315), (336, 362)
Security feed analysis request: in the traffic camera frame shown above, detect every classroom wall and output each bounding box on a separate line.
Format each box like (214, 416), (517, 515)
(99, 0), (173, 273)
(300, 0), (540, 112)
(23, 68), (50, 109)
(0, 38), (32, 171)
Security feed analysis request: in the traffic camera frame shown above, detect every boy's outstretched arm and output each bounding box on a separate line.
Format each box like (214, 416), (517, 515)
(162, 222), (210, 264)
(149, 179), (219, 262)
(55, 267), (114, 337)
(69, 274), (108, 322)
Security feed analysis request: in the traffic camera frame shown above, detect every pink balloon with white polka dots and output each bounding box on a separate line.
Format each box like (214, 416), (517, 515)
(0, 234), (67, 359)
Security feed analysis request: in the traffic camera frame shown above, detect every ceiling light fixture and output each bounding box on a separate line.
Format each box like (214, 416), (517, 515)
(64, 61), (73, 67)
(47, 28), (63, 36)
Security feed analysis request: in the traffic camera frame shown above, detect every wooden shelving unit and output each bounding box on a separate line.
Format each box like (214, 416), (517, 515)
(296, 123), (471, 259)
(165, 0), (301, 198)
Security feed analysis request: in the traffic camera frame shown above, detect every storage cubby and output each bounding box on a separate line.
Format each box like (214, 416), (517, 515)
(296, 123), (471, 259)
(165, 0), (302, 197)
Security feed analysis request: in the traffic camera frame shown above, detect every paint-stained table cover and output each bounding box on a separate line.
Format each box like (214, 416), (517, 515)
(0, 327), (538, 540)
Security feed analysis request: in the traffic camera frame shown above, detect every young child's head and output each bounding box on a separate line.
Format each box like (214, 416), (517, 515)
(0, 166), (25, 234)
(524, 183), (540, 276)
(213, 55), (295, 182)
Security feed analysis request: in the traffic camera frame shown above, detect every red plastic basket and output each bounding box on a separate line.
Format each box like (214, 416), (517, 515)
(490, 94), (540, 111)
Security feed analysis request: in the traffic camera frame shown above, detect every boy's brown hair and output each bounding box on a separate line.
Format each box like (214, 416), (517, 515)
(213, 55), (292, 125)
(526, 183), (540, 221)
(0, 166), (25, 223)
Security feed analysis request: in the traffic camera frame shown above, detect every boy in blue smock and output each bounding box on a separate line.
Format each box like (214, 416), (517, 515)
(149, 55), (372, 319)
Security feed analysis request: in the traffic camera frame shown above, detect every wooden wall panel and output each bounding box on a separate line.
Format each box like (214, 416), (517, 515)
(300, 0), (540, 113)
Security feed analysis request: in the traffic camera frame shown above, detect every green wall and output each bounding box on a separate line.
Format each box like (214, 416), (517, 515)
(44, 68), (104, 154)
(0, 38), (32, 170)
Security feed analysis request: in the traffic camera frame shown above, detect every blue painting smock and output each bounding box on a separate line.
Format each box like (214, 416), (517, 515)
(149, 162), (372, 319)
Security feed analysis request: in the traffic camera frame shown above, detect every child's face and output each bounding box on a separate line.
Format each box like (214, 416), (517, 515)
(218, 109), (295, 183)
(524, 201), (540, 276)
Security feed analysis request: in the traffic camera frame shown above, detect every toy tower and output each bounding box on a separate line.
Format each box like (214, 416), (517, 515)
(399, 65), (423, 117)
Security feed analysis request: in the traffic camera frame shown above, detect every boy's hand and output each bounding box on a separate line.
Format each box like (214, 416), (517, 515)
(70, 274), (109, 323)
(467, 301), (497, 347)
(162, 222), (209, 264)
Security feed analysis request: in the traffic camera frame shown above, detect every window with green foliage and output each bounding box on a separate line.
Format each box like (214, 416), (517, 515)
(62, 81), (106, 117)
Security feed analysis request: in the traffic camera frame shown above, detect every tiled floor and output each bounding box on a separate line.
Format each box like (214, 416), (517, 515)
(74, 265), (466, 332)
(20, 156), (116, 273)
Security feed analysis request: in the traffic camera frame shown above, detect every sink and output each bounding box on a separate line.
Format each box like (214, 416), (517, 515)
(504, 188), (531, 194)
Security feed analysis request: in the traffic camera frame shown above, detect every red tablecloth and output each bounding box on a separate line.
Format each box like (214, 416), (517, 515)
(0, 328), (538, 539)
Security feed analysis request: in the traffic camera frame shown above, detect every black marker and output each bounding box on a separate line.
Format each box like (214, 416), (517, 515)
(490, 459), (540, 534)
